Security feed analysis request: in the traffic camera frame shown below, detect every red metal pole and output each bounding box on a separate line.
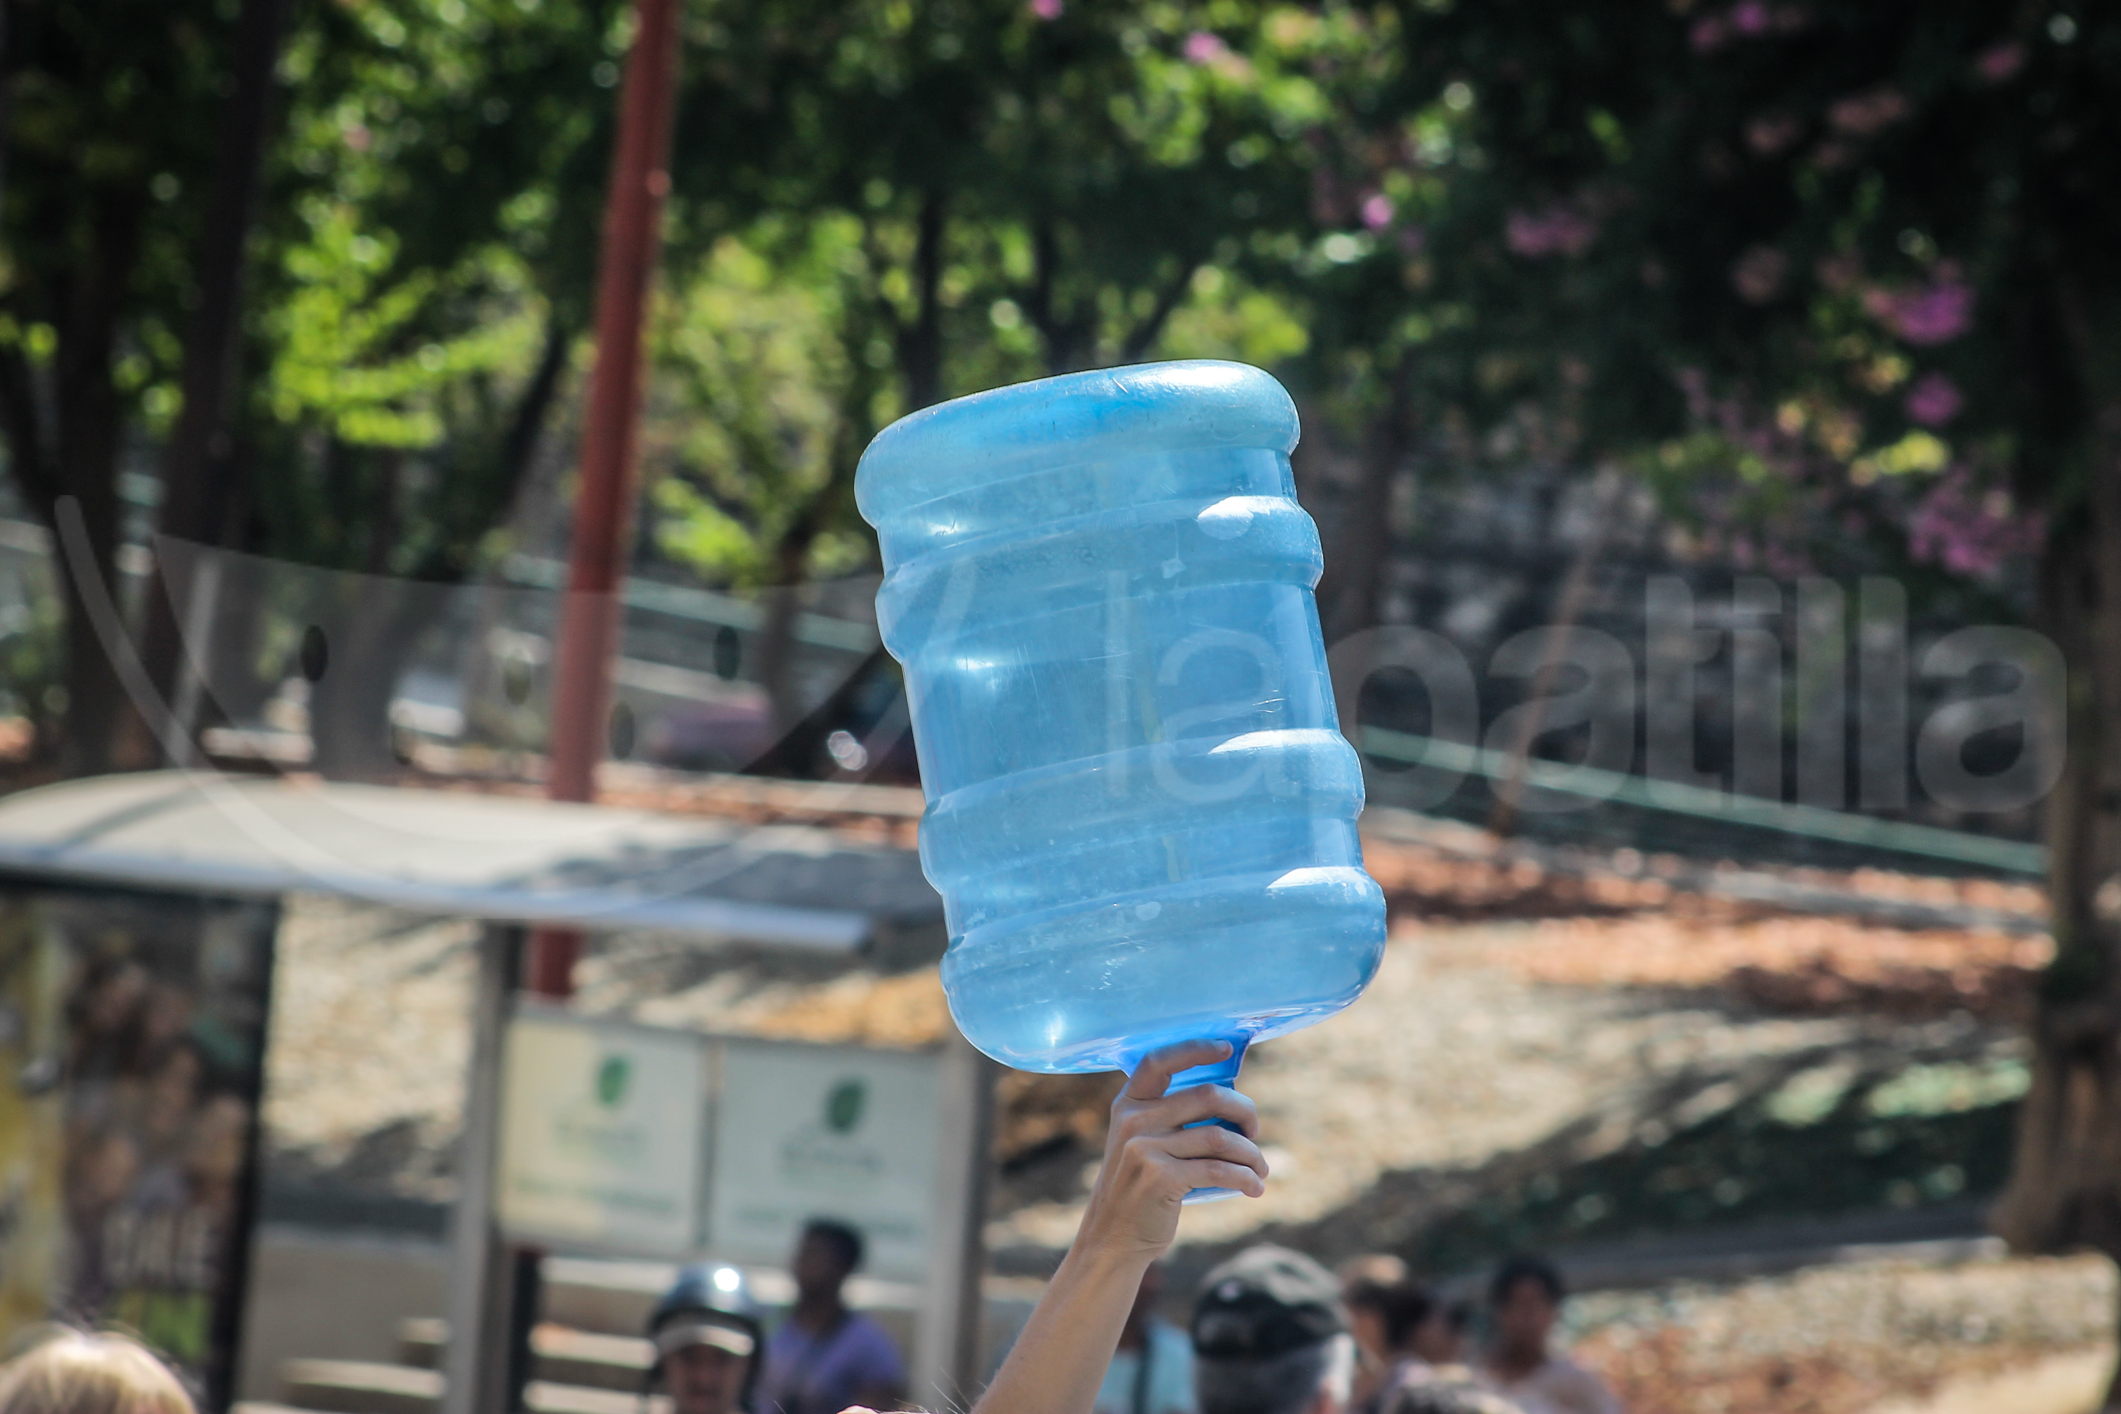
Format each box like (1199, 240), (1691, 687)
(530, 0), (683, 999)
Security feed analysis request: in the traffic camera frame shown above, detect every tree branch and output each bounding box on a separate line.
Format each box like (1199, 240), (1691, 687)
(895, 187), (946, 411)
(413, 312), (572, 583)
(1118, 260), (1199, 364)
(0, 342), (53, 515)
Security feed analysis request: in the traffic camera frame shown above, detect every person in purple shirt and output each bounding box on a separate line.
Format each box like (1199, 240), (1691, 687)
(756, 1219), (907, 1414)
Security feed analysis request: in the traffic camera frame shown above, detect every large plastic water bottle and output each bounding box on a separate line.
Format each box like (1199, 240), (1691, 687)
(858, 361), (1386, 1113)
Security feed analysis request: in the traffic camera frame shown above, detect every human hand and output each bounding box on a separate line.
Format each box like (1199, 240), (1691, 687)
(1074, 1040), (1268, 1264)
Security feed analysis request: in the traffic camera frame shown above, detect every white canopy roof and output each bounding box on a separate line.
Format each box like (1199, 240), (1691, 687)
(0, 771), (940, 950)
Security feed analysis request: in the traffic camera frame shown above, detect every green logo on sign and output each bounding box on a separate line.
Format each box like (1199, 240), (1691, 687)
(825, 1078), (866, 1133)
(596, 1055), (631, 1108)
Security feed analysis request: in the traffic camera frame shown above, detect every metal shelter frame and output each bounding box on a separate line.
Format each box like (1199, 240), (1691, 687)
(0, 770), (989, 1414)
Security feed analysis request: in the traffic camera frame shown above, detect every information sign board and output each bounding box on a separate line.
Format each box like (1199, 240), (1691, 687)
(495, 1012), (707, 1252)
(705, 1040), (941, 1280)
(494, 1013), (940, 1279)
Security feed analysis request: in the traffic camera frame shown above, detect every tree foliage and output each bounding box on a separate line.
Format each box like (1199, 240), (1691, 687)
(1350, 0), (2121, 1302)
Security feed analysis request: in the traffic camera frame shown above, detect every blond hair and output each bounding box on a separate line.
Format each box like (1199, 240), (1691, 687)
(0, 1329), (195, 1414)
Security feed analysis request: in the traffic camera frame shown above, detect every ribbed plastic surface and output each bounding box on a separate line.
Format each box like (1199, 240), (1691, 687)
(859, 361), (1386, 1082)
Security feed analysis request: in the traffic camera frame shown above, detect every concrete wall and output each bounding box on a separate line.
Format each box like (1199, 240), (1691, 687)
(237, 1226), (449, 1403)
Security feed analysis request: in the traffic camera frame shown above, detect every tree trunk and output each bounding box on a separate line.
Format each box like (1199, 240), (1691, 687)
(304, 316), (569, 778)
(1992, 470), (2121, 1409)
(1316, 358), (1413, 646)
(1486, 470), (1624, 839)
(756, 546), (810, 744)
(188, 446), (274, 735)
(140, 0), (291, 746)
(1116, 260), (1199, 366)
(48, 191), (149, 777)
(306, 574), (425, 781)
(0, 0), (17, 228)
(755, 419), (864, 747)
(895, 190), (946, 412)
(748, 643), (892, 779)
(1022, 219), (1095, 376)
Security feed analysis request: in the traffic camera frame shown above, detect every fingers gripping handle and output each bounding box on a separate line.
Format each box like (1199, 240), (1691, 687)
(1173, 1044), (1249, 1206)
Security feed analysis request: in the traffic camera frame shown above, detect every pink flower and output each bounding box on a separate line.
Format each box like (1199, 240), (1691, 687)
(1765, 541), (1814, 579)
(1904, 372), (1964, 426)
(1745, 114), (1803, 155)
(1814, 253), (1861, 293)
(1360, 193), (1395, 230)
(1696, 2), (1806, 52)
(1311, 168), (1354, 225)
(1675, 366), (1711, 420)
(1731, 245), (1788, 303)
(1829, 87), (1909, 136)
(1183, 31), (1228, 64)
(1907, 471), (2045, 579)
(1864, 279), (1974, 345)
(1505, 204), (1599, 258)
(1975, 41), (2024, 83)
(1030, 0), (1062, 18)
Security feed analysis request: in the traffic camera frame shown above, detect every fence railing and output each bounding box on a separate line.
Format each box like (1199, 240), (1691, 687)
(1356, 725), (2047, 878)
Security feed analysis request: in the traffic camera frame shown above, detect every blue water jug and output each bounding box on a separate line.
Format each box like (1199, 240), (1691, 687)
(858, 361), (1386, 1113)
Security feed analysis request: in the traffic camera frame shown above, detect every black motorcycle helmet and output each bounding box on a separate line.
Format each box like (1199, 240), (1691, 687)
(645, 1263), (765, 1412)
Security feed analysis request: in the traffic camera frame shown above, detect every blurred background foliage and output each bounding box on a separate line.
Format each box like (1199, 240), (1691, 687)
(1, 0), (2118, 1286)
(6, 0), (2111, 741)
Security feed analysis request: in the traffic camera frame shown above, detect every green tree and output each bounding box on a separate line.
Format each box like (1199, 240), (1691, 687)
(649, 220), (886, 734)
(645, 0), (1327, 771)
(0, 0), (630, 777)
(226, 0), (631, 777)
(0, 0), (247, 773)
(1372, 0), (2121, 1392)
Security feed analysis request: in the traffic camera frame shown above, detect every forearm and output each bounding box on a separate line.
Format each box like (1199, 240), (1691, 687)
(972, 1242), (1150, 1414)
(970, 1042), (1264, 1414)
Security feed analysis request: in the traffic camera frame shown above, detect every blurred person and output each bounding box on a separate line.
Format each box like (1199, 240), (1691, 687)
(58, 1127), (139, 1316)
(755, 1219), (904, 1414)
(1414, 1301), (1472, 1369)
(134, 986), (194, 1061)
(967, 1040), (1270, 1414)
(1334, 1254), (1407, 1291)
(180, 1095), (251, 1213)
(1093, 1263), (1194, 1414)
(1345, 1281), (1440, 1413)
(127, 1042), (206, 1210)
(0, 1327), (194, 1414)
(137, 1042), (202, 1153)
(1474, 1257), (1619, 1414)
(65, 1130), (139, 1222)
(1190, 1245), (1355, 1414)
(646, 1264), (764, 1414)
(66, 958), (147, 1081)
(1383, 1376), (1523, 1414)
(1338, 1255), (1407, 1412)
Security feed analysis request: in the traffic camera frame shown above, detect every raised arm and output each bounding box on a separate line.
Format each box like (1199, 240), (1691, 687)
(970, 1040), (1268, 1414)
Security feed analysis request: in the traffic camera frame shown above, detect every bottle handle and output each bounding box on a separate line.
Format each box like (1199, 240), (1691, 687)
(1159, 1040), (1250, 1206)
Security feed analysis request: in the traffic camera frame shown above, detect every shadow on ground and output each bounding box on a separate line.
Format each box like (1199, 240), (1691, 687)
(1151, 990), (2026, 1288)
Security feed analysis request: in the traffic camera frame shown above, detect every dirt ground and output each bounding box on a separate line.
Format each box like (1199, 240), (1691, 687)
(1568, 1253), (2114, 1414)
(257, 816), (2103, 1414)
(1864, 1346), (2116, 1414)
